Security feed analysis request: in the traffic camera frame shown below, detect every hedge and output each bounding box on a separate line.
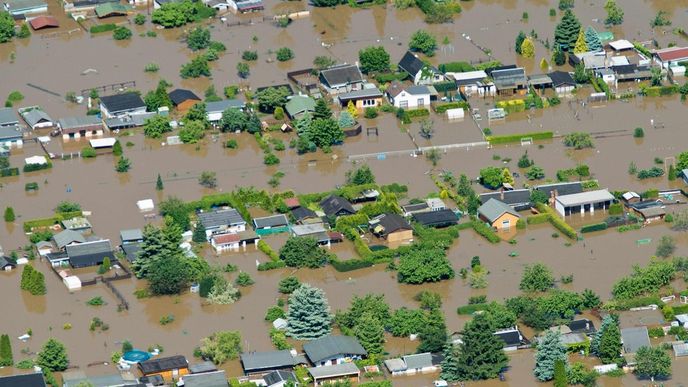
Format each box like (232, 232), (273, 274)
(439, 61), (475, 73)
(495, 99), (526, 114)
(526, 213), (550, 225)
(471, 219), (500, 244)
(90, 24), (117, 34)
(432, 81), (458, 93)
(580, 222), (608, 233)
(535, 203), (577, 239)
(486, 131), (553, 145)
(257, 260), (286, 271)
(608, 203), (623, 215)
(23, 162), (52, 172)
(0, 167), (19, 177)
(374, 72), (408, 83)
(23, 211), (83, 232)
(405, 108), (430, 119)
(257, 240), (279, 261)
(433, 101), (469, 113)
(642, 85), (679, 97)
(603, 295), (663, 311)
(456, 303), (489, 315)
(330, 258), (374, 272)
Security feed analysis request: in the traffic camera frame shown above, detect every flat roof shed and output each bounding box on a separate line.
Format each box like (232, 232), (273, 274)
(554, 189), (614, 217)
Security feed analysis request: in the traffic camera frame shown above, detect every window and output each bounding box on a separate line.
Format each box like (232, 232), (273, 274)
(501, 220), (510, 229)
(362, 99), (376, 107)
(399, 100), (408, 108)
(417, 98), (425, 107)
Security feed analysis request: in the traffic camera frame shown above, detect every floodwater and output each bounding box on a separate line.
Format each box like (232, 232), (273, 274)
(3, 0), (688, 385)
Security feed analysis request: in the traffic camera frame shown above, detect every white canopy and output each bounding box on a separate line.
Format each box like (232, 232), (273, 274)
(25, 155), (47, 165)
(137, 199), (154, 212)
(89, 137), (117, 148)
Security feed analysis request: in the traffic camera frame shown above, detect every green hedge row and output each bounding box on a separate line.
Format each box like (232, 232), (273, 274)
(603, 295), (663, 311)
(90, 24), (117, 34)
(580, 222), (608, 233)
(0, 167), (19, 177)
(330, 258), (374, 272)
(257, 260), (286, 271)
(374, 72), (408, 83)
(486, 131), (553, 145)
(433, 101), (469, 113)
(23, 162), (52, 172)
(526, 213), (550, 225)
(405, 108), (430, 119)
(23, 211), (83, 232)
(456, 303), (489, 315)
(642, 85), (679, 97)
(432, 81), (458, 93)
(536, 203), (577, 239)
(471, 219), (500, 244)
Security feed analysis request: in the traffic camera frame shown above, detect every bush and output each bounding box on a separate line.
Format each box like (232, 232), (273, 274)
(23, 161), (52, 172)
(434, 101), (469, 113)
(242, 50), (258, 61)
(225, 139), (238, 149)
(471, 219), (501, 243)
(113, 26), (132, 40)
(257, 260), (287, 271)
(330, 257), (374, 272)
(265, 305), (285, 321)
(563, 132), (594, 149)
(263, 153), (280, 165)
(581, 222), (607, 233)
(144, 63), (159, 72)
(275, 47), (294, 62)
(608, 202), (623, 215)
(134, 14), (146, 25)
(634, 127), (644, 138)
(90, 24), (117, 34)
(81, 147), (96, 158)
(363, 107), (378, 119)
(235, 272), (254, 287)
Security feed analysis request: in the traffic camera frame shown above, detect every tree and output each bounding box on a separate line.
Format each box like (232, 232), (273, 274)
(634, 346), (671, 381)
(220, 108), (248, 132)
(99, 257), (111, 274)
(179, 120), (205, 144)
(180, 55), (210, 78)
(156, 173), (164, 190)
(143, 115), (172, 138)
(132, 224), (165, 278)
(279, 237), (329, 268)
(552, 46), (566, 66)
(198, 170), (217, 188)
(151, 0), (197, 27)
(417, 308), (447, 353)
(346, 165), (375, 185)
(346, 100), (358, 119)
(56, 201), (81, 212)
(520, 263), (554, 292)
(534, 330), (567, 381)
(650, 11), (671, 27)
(144, 80), (172, 111)
(358, 46), (390, 74)
(581, 288), (601, 309)
(553, 359), (567, 387)
(236, 62), (250, 78)
(554, 10), (581, 51)
(313, 99), (332, 120)
(17, 23), (30, 38)
(192, 222), (206, 243)
(20, 265), (46, 295)
(479, 166), (503, 189)
(0, 11), (16, 43)
(409, 29), (437, 56)
(286, 284), (332, 340)
(593, 315), (621, 364)
(337, 294), (391, 333)
(520, 38), (535, 58)
(573, 63), (589, 83)
(115, 156), (131, 173)
(313, 56), (337, 70)
(37, 338), (69, 371)
(584, 26), (602, 52)
(311, 0), (341, 6)
(276, 47), (294, 62)
(187, 26), (210, 50)
(278, 276), (301, 294)
(338, 111), (355, 128)
(540, 58), (549, 72)
(515, 31), (526, 55)
(558, 0), (573, 10)
(159, 196), (190, 231)
(308, 118), (344, 148)
(0, 334), (13, 366)
(256, 87), (290, 113)
(573, 28), (587, 54)
(518, 151), (533, 168)
(354, 313), (385, 355)
(563, 132), (593, 149)
(184, 102), (208, 125)
(148, 248), (190, 295)
(501, 168), (514, 186)
(525, 166), (545, 180)
(113, 26), (132, 40)
(4, 207), (15, 222)
(656, 235), (676, 258)
(112, 140), (122, 156)
(198, 331), (242, 364)
(650, 67), (662, 86)
(397, 246), (454, 284)
(441, 314), (508, 381)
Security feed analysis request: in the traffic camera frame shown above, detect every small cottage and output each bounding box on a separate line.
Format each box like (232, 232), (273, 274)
(303, 335), (367, 367)
(99, 92), (147, 119)
(411, 209), (458, 228)
(19, 107), (54, 129)
(401, 202), (429, 217)
(319, 195), (356, 218)
(0, 255), (16, 271)
(57, 116), (103, 140)
(168, 89), (202, 114)
(197, 208), (247, 239)
(0, 372), (47, 387)
(205, 99), (245, 123)
(138, 355), (189, 381)
(337, 87), (383, 110)
(290, 223), (331, 245)
(308, 363), (360, 387)
(285, 95), (316, 119)
(478, 198), (521, 230)
(65, 239), (114, 268)
(319, 64), (364, 94)
(369, 213), (413, 243)
(210, 231), (259, 253)
(386, 83), (432, 109)
(262, 370), (297, 387)
(181, 370), (228, 387)
(384, 352), (439, 376)
(548, 71), (576, 95)
(398, 51), (444, 85)
(53, 229), (86, 250)
(554, 189), (614, 217)
(291, 206), (320, 225)
(253, 214), (289, 234)
(494, 327), (530, 351)
(240, 349), (307, 376)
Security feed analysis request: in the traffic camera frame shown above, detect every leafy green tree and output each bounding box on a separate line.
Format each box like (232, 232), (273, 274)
(236, 62), (250, 78)
(590, 314), (621, 363)
(563, 132), (593, 149)
(156, 173), (164, 190)
(584, 26), (602, 51)
(256, 87), (290, 113)
(552, 46), (566, 66)
(0, 11), (16, 43)
(573, 28), (587, 54)
(354, 313), (385, 355)
(56, 201), (81, 212)
(479, 166), (503, 189)
(604, 0), (623, 25)
(566, 362), (598, 386)
(580, 288), (601, 309)
(187, 26), (210, 50)
(345, 165), (375, 185)
(520, 37), (535, 58)
(184, 102), (208, 126)
(286, 284), (332, 340)
(180, 55), (210, 78)
(143, 115), (172, 138)
(113, 26), (132, 40)
(279, 237), (329, 268)
(308, 118), (344, 148)
(278, 276), (301, 294)
(554, 10), (581, 50)
(20, 265), (46, 295)
(148, 247), (190, 295)
(37, 338), (69, 371)
(534, 330), (567, 381)
(313, 99), (332, 120)
(517, 151), (533, 168)
(634, 346), (671, 381)
(417, 309), (448, 353)
(220, 108), (248, 132)
(525, 166), (545, 180)
(409, 29), (437, 56)
(159, 196), (190, 231)
(336, 294), (390, 332)
(275, 47), (294, 62)
(358, 46), (390, 74)
(17, 23), (30, 38)
(144, 80), (173, 111)
(4, 207), (15, 222)
(515, 31), (526, 55)
(397, 246), (454, 284)
(198, 331), (242, 364)
(151, 0), (198, 27)
(313, 55), (337, 70)
(553, 359), (567, 387)
(112, 139), (122, 156)
(179, 120), (205, 144)
(389, 308), (425, 337)
(442, 314), (508, 381)
(0, 334), (13, 366)
(656, 235), (676, 258)
(115, 156), (131, 173)
(192, 222), (206, 243)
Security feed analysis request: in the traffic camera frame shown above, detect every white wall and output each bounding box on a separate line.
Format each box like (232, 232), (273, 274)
(393, 92), (430, 109)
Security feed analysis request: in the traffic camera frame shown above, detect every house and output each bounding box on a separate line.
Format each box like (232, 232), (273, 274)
(228, 0), (263, 13)
(206, 99), (245, 123)
(262, 370), (297, 387)
(53, 229), (86, 250)
(57, 116), (103, 139)
(528, 74), (553, 90)
(189, 361), (217, 374)
(491, 67), (527, 95)
(401, 202), (429, 217)
(570, 52), (607, 70)
(537, 326), (588, 347)
(181, 370), (228, 387)
(621, 326), (650, 354)
(284, 197), (300, 209)
(240, 350), (307, 376)
(19, 107), (54, 129)
(94, 2), (131, 17)
(479, 189), (532, 211)
(319, 64), (364, 94)
(253, 214), (289, 233)
(369, 213), (413, 242)
(0, 372), (47, 387)
(3, 0), (47, 15)
(65, 239), (114, 268)
(548, 71), (576, 95)
(99, 92), (147, 119)
(284, 95), (316, 119)
(139, 355), (190, 381)
(64, 0), (117, 12)
(621, 191), (641, 204)
(613, 64), (652, 82)
(412, 209), (458, 228)
(120, 228), (143, 244)
(46, 251), (70, 267)
(319, 195), (355, 218)
(303, 335), (367, 367)
(447, 70), (495, 97)
(0, 108), (19, 127)
(386, 83), (431, 109)
(0, 255), (16, 271)
(398, 51), (445, 85)
(494, 327), (530, 351)
(36, 241), (53, 256)
(308, 363), (360, 387)
(168, 89), (201, 114)
(210, 231), (260, 253)
(197, 208), (247, 238)
(535, 182), (583, 203)
(337, 87), (383, 110)
(290, 223), (331, 245)
(554, 189), (614, 217)
(61, 217), (93, 233)
(633, 206), (666, 224)
(654, 46), (688, 68)
(383, 353), (439, 376)
(675, 313), (688, 327)
(567, 319), (597, 335)
(0, 126), (23, 148)
(291, 206), (320, 224)
(478, 198), (521, 230)
(426, 198), (446, 212)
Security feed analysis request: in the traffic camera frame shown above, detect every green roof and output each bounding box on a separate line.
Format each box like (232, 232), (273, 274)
(597, 31), (614, 43)
(285, 96), (316, 118)
(95, 3), (132, 18)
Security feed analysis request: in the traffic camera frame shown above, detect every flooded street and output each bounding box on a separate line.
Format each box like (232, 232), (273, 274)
(2, 0), (688, 385)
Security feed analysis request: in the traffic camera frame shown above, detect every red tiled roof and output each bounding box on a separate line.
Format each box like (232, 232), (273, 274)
(212, 233), (240, 245)
(656, 47), (688, 62)
(29, 16), (59, 30)
(284, 197), (300, 208)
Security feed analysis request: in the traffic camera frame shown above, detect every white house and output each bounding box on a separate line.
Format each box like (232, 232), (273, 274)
(549, 71), (575, 95)
(448, 70), (495, 97)
(198, 208), (247, 239)
(398, 51), (445, 85)
(19, 107), (53, 129)
(384, 353), (439, 376)
(3, 0), (48, 15)
(386, 83), (431, 109)
(210, 231), (259, 253)
(654, 47), (688, 69)
(99, 92), (147, 119)
(206, 99), (245, 123)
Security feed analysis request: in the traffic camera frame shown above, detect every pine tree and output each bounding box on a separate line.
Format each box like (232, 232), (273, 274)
(0, 334), (13, 367)
(520, 38), (535, 58)
(131, 224), (166, 278)
(597, 320), (621, 364)
(4, 206), (15, 222)
(286, 284), (332, 340)
(37, 338), (69, 371)
(443, 314), (508, 381)
(553, 359), (567, 387)
(515, 31), (526, 55)
(534, 330), (567, 381)
(192, 222), (207, 243)
(584, 26), (602, 52)
(554, 10), (581, 51)
(502, 168), (515, 185)
(552, 46), (566, 66)
(313, 99), (332, 120)
(573, 28), (587, 54)
(591, 314), (617, 357)
(417, 309), (447, 353)
(354, 312), (385, 355)
(20, 265), (33, 291)
(112, 140), (123, 156)
(540, 58), (549, 72)
(440, 342), (460, 381)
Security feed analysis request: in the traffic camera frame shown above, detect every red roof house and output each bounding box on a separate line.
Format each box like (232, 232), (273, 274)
(29, 16), (59, 30)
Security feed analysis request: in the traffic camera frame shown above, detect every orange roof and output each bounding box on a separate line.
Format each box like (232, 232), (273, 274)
(29, 16), (59, 30)
(284, 197), (300, 208)
(212, 233), (240, 245)
(656, 47), (688, 62)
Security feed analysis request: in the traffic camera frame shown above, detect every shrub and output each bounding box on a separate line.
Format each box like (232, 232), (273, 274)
(634, 127), (644, 138)
(471, 219), (500, 244)
(134, 14), (146, 25)
(608, 202), (623, 215)
(225, 139), (238, 149)
(242, 50), (258, 61)
(275, 47), (294, 62)
(263, 153), (280, 165)
(235, 272), (254, 287)
(81, 147), (96, 158)
(581, 222), (607, 233)
(363, 107), (378, 119)
(90, 24), (116, 34)
(144, 63), (159, 72)
(113, 26), (132, 40)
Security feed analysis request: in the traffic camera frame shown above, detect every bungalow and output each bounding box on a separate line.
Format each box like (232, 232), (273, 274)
(240, 349), (307, 376)
(337, 87), (383, 110)
(621, 326), (650, 355)
(447, 70), (495, 97)
(290, 223), (330, 245)
(262, 370), (297, 387)
(554, 189), (614, 217)
(65, 239), (114, 268)
(181, 370), (228, 387)
(398, 51), (445, 85)
(535, 182), (583, 202)
(608, 39), (634, 52)
(64, 0), (116, 12)
(27, 15), (58, 30)
(669, 65), (686, 83)
(53, 229), (86, 250)
(46, 251), (70, 267)
(570, 51), (607, 70)
(139, 355), (190, 381)
(494, 327), (530, 351)
(528, 74), (553, 90)
(104, 112), (156, 131)
(36, 240), (53, 256)
(197, 208), (247, 238)
(369, 213), (413, 242)
(426, 198), (446, 211)
(490, 67), (528, 95)
(99, 92), (147, 119)
(120, 228), (143, 244)
(633, 206), (666, 224)
(537, 326), (588, 347)
(290, 206), (320, 225)
(477, 198), (521, 230)
(19, 107), (53, 129)
(228, 0), (263, 13)
(210, 231), (260, 253)
(479, 189), (531, 211)
(0, 126), (23, 148)
(303, 335), (367, 367)
(383, 353), (439, 376)
(401, 202), (429, 217)
(386, 83), (431, 109)
(283, 197), (300, 209)
(614, 64), (652, 82)
(673, 343), (688, 358)
(3, 0), (47, 15)
(320, 195), (355, 218)
(412, 209), (458, 228)
(284, 95), (316, 119)
(548, 71), (576, 95)
(168, 89), (202, 114)
(120, 243), (141, 263)
(61, 216), (92, 233)
(57, 116), (103, 139)
(319, 64), (365, 94)
(621, 191), (641, 204)
(596, 68), (615, 84)
(0, 255), (16, 271)
(0, 372), (47, 387)
(253, 214), (289, 233)
(206, 99), (245, 123)
(654, 46), (688, 69)
(308, 363), (360, 387)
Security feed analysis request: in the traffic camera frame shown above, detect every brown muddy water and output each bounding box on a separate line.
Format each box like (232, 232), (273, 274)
(3, 0), (688, 385)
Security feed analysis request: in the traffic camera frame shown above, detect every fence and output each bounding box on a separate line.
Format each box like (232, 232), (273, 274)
(343, 124), (362, 137)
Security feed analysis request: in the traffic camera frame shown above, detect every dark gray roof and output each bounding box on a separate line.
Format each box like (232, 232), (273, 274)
(21, 108), (52, 127)
(494, 329), (524, 347)
(99, 92), (145, 114)
(478, 198), (520, 223)
(319, 64), (363, 87)
(53, 229), (86, 249)
(401, 202), (429, 213)
(120, 242), (142, 263)
(403, 353), (433, 369)
(405, 85), (431, 95)
(337, 88), (383, 102)
(205, 99), (245, 113)
(536, 182), (583, 197)
(621, 326), (650, 354)
(291, 206), (318, 221)
(376, 213), (411, 235)
(303, 335), (367, 364)
(139, 355), (188, 374)
(263, 370), (295, 386)
(411, 209), (458, 227)
(567, 319), (596, 335)
(120, 228), (143, 242)
(485, 65), (517, 77)
(479, 189), (532, 210)
(240, 350), (302, 373)
(65, 239), (113, 268)
(58, 116), (102, 130)
(548, 71), (575, 87)
(0, 373), (47, 387)
(0, 125), (23, 141)
(168, 89), (201, 105)
(182, 371), (227, 387)
(198, 209), (246, 229)
(319, 195), (355, 217)
(398, 51), (425, 76)
(253, 214), (289, 229)
(189, 361), (217, 374)
(0, 108), (18, 126)
(0, 256), (16, 268)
